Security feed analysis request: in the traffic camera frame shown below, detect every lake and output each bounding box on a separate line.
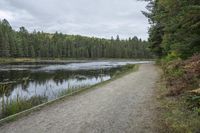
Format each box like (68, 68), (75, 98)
(0, 60), (151, 119)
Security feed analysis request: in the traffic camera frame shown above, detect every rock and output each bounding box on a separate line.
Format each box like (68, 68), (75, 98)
(189, 88), (200, 95)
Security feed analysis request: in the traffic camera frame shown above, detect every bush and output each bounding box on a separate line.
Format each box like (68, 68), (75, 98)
(165, 51), (180, 62)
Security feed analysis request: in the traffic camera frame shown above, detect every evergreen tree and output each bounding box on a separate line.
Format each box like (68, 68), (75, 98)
(0, 19), (153, 59)
(143, 0), (200, 59)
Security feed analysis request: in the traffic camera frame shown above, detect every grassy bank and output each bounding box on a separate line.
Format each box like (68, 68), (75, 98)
(156, 55), (200, 133)
(157, 78), (200, 133)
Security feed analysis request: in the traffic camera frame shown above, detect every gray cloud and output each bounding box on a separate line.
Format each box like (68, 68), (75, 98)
(0, 0), (149, 39)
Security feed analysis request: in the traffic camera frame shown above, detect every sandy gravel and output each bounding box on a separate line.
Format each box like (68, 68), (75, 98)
(0, 64), (159, 133)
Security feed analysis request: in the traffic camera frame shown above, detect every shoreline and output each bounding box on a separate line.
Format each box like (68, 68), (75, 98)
(0, 57), (155, 64)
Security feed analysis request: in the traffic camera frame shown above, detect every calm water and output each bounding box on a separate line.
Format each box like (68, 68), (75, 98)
(0, 60), (150, 118)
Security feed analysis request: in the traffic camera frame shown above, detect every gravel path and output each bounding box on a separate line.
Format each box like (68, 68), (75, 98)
(0, 64), (159, 133)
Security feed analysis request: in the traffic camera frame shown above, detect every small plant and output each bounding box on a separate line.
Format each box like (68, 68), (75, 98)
(187, 95), (200, 113)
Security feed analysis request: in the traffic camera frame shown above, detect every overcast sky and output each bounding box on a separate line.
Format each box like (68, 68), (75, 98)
(0, 0), (149, 40)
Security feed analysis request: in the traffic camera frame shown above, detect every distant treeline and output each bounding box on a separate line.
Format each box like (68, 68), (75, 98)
(0, 19), (152, 59)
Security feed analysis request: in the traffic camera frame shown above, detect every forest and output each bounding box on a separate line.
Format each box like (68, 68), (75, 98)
(144, 0), (200, 132)
(0, 19), (152, 59)
(143, 0), (200, 59)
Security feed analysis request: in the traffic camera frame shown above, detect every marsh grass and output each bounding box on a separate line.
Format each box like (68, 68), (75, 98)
(1, 96), (48, 119)
(57, 84), (90, 97)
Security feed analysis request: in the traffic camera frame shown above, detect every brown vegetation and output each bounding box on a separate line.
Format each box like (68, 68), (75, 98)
(163, 54), (200, 96)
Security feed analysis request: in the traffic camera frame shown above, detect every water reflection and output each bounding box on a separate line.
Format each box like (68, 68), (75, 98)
(0, 61), (148, 119)
(0, 69), (116, 100)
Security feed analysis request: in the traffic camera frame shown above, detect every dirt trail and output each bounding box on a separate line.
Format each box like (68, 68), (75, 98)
(0, 64), (159, 133)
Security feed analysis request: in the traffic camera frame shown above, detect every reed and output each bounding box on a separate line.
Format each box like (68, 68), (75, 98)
(1, 95), (47, 119)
